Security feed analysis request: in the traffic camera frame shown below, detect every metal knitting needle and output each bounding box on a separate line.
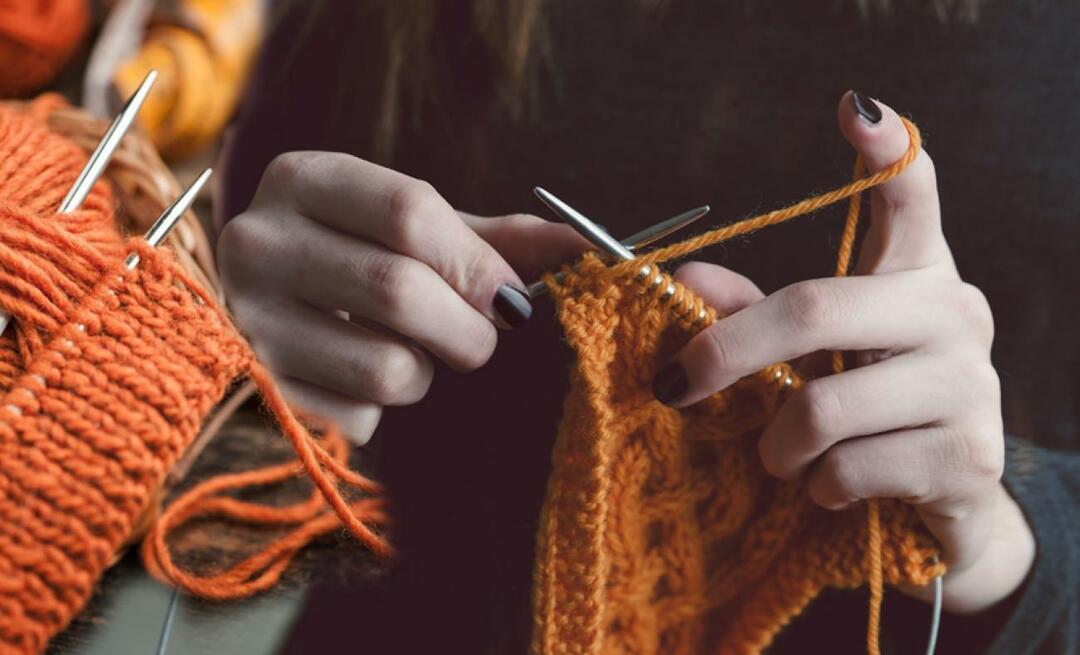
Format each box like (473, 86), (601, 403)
(125, 168), (212, 269)
(0, 70), (158, 337)
(527, 187), (708, 297)
(525, 203), (708, 298)
(623, 205), (710, 253)
(534, 187), (635, 261)
(60, 69), (158, 213)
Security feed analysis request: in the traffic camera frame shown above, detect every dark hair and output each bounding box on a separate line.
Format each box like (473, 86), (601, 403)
(281, 0), (979, 162)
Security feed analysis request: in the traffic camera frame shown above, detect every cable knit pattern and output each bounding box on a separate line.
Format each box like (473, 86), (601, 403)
(532, 118), (945, 655)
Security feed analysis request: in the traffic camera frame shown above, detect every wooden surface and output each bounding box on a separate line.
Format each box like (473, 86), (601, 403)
(47, 406), (386, 655)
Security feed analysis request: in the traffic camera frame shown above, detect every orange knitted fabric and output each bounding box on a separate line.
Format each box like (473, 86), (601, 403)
(0, 0), (89, 97)
(0, 99), (388, 654)
(533, 118), (946, 655)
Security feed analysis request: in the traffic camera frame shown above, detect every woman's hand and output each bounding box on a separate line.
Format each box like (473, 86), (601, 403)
(652, 92), (1035, 614)
(218, 152), (586, 445)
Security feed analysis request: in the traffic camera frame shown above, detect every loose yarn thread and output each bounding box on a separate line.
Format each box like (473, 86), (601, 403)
(0, 100), (388, 654)
(534, 117), (939, 655)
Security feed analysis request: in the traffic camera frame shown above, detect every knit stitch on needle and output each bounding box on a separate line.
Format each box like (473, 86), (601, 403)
(0, 98), (389, 655)
(533, 117), (945, 655)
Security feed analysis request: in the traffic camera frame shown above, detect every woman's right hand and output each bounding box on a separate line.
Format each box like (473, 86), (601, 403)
(217, 152), (587, 444)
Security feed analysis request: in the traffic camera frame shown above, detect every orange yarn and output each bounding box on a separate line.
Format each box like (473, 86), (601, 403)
(0, 0), (89, 97)
(0, 100), (388, 653)
(533, 118), (946, 655)
(114, 0), (263, 159)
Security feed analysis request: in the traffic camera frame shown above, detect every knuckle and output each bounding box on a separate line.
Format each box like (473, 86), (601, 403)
(262, 151), (317, 191)
(813, 448), (861, 509)
(960, 423), (1005, 483)
(370, 348), (429, 405)
(385, 179), (440, 246)
(217, 215), (272, 286)
(952, 283), (995, 346)
(496, 212), (546, 235)
(979, 364), (1002, 406)
(973, 444), (1005, 484)
(956, 358), (1001, 408)
(782, 281), (845, 336)
(901, 480), (937, 508)
(703, 323), (745, 373)
(364, 254), (420, 313)
(456, 247), (504, 301)
(940, 422), (1003, 492)
(796, 380), (842, 451)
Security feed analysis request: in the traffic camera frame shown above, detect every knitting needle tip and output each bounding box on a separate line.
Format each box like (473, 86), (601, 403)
(125, 167), (212, 269)
(625, 204), (710, 252)
(533, 187), (635, 262)
(58, 69), (158, 214)
(524, 193), (708, 298)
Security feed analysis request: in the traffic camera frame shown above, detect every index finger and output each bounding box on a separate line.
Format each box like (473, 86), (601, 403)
(253, 151), (529, 325)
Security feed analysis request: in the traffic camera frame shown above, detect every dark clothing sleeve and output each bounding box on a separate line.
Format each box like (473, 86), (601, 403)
(983, 437), (1080, 655)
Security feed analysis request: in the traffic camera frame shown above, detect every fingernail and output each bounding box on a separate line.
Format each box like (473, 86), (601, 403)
(493, 284), (532, 329)
(651, 361), (688, 406)
(852, 92), (882, 125)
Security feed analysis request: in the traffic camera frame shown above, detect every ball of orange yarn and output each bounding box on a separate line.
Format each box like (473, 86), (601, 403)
(0, 0), (90, 97)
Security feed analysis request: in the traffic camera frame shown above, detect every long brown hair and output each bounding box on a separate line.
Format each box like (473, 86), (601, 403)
(375, 0), (543, 160)
(287, 0), (980, 162)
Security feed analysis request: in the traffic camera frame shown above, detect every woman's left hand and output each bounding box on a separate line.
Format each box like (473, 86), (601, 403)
(651, 91), (1035, 614)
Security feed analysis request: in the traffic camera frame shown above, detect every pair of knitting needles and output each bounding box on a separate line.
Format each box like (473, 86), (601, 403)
(0, 70), (209, 338)
(526, 187), (708, 299)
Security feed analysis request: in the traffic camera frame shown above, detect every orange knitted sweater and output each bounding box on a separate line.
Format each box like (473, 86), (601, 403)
(533, 118), (945, 655)
(0, 99), (388, 654)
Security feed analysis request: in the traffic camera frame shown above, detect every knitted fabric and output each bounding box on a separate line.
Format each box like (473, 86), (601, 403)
(0, 99), (388, 654)
(533, 118), (945, 655)
(0, 0), (89, 97)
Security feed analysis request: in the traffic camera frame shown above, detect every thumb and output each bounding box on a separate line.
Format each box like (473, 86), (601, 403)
(836, 91), (956, 277)
(460, 211), (592, 281)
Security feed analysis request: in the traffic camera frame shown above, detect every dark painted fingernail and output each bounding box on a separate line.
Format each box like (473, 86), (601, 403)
(652, 361), (687, 406)
(493, 284), (532, 329)
(852, 92), (882, 125)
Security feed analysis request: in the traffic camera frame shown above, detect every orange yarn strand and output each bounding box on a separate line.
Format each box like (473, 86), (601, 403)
(610, 118), (922, 277)
(831, 154), (886, 655)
